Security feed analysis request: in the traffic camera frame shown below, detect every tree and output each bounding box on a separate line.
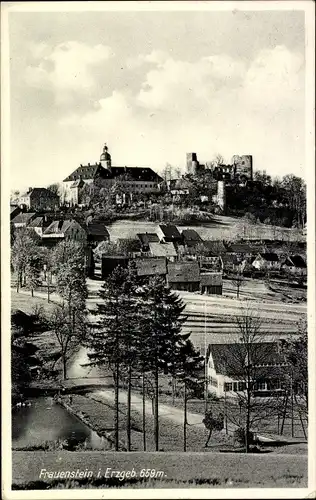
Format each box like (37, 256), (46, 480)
(140, 278), (187, 451)
(49, 303), (86, 380)
(47, 183), (60, 196)
(86, 266), (136, 450)
(221, 306), (281, 452)
(11, 228), (41, 292)
(280, 319), (307, 419)
(25, 258), (41, 297)
(231, 272), (245, 299)
(52, 241), (88, 379)
(281, 175), (306, 229)
(176, 339), (204, 451)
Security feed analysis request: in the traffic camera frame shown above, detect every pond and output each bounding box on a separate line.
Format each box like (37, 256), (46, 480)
(12, 397), (106, 449)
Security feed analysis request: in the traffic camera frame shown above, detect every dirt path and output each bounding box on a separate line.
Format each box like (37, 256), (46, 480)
(90, 388), (205, 428)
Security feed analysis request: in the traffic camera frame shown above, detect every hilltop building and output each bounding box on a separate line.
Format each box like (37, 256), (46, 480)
(18, 187), (59, 211)
(62, 143), (163, 206)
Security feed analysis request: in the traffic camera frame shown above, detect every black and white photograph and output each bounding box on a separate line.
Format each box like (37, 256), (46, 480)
(1, 1), (315, 497)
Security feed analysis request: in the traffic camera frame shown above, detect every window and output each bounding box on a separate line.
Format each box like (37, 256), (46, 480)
(238, 382), (246, 391)
(210, 377), (218, 387)
(255, 381), (267, 391)
(224, 382), (233, 392)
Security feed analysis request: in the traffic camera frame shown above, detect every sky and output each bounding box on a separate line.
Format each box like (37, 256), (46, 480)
(8, 7), (306, 192)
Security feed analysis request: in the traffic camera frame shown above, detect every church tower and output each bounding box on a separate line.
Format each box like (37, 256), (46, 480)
(100, 143), (112, 170)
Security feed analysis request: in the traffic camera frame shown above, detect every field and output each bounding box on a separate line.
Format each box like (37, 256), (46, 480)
(11, 450), (308, 488)
(106, 216), (304, 242)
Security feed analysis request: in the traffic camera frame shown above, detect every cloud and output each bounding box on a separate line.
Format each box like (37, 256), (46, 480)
(25, 41), (114, 102)
(59, 45), (304, 177)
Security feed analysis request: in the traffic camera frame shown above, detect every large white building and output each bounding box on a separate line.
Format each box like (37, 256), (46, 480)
(62, 144), (163, 206)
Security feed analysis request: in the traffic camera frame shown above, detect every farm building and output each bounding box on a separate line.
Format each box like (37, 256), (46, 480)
(27, 216), (53, 237)
(11, 212), (36, 229)
(200, 273), (223, 295)
(281, 255), (307, 276)
(206, 342), (288, 398)
(135, 258), (167, 280)
(167, 261), (200, 292)
(85, 221), (110, 247)
(252, 253), (280, 271)
(136, 233), (159, 252)
(157, 224), (182, 244)
(181, 229), (203, 248)
(148, 241), (177, 261)
(42, 219), (87, 246)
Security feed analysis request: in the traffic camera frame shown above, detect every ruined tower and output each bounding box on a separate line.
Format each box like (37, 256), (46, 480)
(217, 180), (226, 212)
(186, 152), (199, 176)
(232, 155), (253, 180)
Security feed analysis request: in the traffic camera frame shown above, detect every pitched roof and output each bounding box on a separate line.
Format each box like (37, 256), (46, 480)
(181, 229), (202, 242)
(135, 258), (167, 277)
(149, 241), (177, 258)
(12, 212), (36, 224)
(28, 217), (46, 228)
(137, 233), (160, 247)
(63, 164), (107, 182)
(86, 222), (110, 238)
(283, 255), (307, 268)
(167, 261), (200, 283)
(203, 240), (227, 255)
(257, 252), (279, 262)
(200, 273), (223, 286)
(208, 342), (286, 377)
(159, 224), (182, 240)
(20, 187), (58, 198)
(43, 219), (81, 235)
(63, 164), (163, 183)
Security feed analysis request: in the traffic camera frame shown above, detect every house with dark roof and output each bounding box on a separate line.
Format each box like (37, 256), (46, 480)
(201, 240), (227, 257)
(62, 143), (163, 206)
(10, 205), (21, 221)
(157, 224), (182, 244)
(42, 219), (87, 246)
(99, 256), (130, 280)
(85, 221), (110, 247)
(27, 216), (53, 236)
(281, 255), (307, 276)
(135, 258), (167, 280)
(11, 212), (37, 228)
(252, 253), (280, 271)
(207, 342), (288, 398)
(167, 261), (200, 292)
(136, 233), (160, 252)
(148, 241), (177, 261)
(200, 273), (223, 295)
(181, 229), (203, 248)
(19, 187), (59, 211)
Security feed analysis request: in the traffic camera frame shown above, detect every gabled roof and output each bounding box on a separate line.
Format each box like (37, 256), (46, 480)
(43, 219), (83, 235)
(28, 217), (46, 228)
(208, 342), (286, 377)
(159, 224), (182, 240)
(64, 164), (163, 183)
(63, 164), (107, 182)
(12, 213), (36, 224)
(167, 261), (200, 283)
(137, 233), (160, 247)
(257, 252), (279, 262)
(181, 229), (202, 242)
(283, 255), (307, 268)
(200, 273), (223, 286)
(20, 187), (58, 199)
(135, 258), (167, 277)
(149, 242), (177, 258)
(86, 222), (110, 238)
(203, 240), (227, 255)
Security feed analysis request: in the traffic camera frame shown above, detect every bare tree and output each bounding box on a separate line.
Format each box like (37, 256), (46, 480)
(231, 271), (245, 299)
(220, 305), (283, 452)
